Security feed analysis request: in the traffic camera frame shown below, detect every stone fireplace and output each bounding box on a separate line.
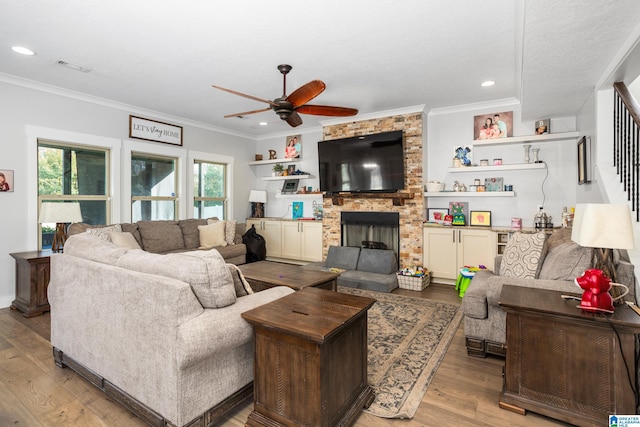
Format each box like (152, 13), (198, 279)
(321, 111), (424, 268)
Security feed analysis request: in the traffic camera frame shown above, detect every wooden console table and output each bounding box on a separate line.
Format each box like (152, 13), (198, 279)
(241, 287), (376, 427)
(499, 285), (640, 426)
(10, 250), (52, 317)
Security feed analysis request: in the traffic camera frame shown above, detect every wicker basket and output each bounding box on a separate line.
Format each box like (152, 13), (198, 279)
(397, 272), (431, 291)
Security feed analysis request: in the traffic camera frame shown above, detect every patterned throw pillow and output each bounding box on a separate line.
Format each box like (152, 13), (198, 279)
(499, 231), (547, 279)
(85, 224), (122, 242)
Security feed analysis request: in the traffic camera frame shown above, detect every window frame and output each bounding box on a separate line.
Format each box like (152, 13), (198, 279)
(188, 151), (234, 221)
(130, 151), (179, 221)
(193, 160), (228, 220)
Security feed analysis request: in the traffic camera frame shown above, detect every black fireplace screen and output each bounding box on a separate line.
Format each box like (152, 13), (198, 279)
(341, 212), (400, 263)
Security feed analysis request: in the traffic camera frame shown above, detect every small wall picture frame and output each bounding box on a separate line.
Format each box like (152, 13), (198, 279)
(578, 136), (591, 184)
(427, 208), (449, 224)
(285, 134), (301, 159)
(287, 164), (296, 175)
(535, 119), (550, 135)
(470, 211), (492, 227)
(0, 169), (14, 192)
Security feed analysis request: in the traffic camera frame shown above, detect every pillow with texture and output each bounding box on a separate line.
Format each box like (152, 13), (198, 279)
(538, 241), (591, 281)
(85, 224), (122, 241)
(499, 231), (547, 279)
(199, 222), (227, 249)
(116, 249), (236, 308)
(110, 231), (142, 250)
(226, 263), (254, 296)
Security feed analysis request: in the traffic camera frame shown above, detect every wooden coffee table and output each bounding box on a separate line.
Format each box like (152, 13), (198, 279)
(241, 287), (376, 427)
(238, 260), (339, 292)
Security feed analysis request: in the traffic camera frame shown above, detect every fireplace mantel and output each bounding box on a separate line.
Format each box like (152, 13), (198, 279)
(324, 192), (414, 207)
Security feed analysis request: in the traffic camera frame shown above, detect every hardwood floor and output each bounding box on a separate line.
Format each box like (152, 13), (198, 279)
(0, 284), (571, 427)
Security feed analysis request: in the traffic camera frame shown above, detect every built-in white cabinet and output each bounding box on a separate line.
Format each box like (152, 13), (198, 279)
(423, 227), (497, 283)
(246, 218), (322, 262)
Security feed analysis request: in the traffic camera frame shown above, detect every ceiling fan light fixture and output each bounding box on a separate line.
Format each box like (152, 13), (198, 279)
(481, 80), (495, 87)
(12, 46), (36, 56)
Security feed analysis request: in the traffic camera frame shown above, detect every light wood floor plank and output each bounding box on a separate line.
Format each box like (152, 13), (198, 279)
(0, 284), (571, 427)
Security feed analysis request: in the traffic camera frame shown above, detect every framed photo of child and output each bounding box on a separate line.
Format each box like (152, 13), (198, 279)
(0, 169), (14, 192)
(285, 134), (301, 159)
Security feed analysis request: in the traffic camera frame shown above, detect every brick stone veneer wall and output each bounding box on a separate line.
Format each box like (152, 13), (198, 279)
(322, 112), (424, 268)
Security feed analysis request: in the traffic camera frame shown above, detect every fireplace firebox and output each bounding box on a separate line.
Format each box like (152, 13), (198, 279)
(341, 212), (400, 264)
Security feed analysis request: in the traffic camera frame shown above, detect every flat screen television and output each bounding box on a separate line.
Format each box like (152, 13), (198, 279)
(317, 130), (405, 193)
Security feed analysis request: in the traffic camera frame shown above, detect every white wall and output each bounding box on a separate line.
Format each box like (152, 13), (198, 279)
(0, 80), (255, 308)
(426, 103), (577, 227)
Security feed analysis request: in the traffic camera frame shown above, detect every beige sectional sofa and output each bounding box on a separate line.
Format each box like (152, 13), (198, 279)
(69, 218), (247, 264)
(49, 232), (294, 426)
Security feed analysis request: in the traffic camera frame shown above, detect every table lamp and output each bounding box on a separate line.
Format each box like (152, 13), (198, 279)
(571, 203), (635, 303)
(39, 202), (83, 252)
(249, 190), (267, 218)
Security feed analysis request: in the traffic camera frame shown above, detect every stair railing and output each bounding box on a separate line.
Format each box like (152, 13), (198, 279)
(613, 82), (640, 221)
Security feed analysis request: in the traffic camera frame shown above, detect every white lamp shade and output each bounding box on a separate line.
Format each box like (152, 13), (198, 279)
(39, 202), (83, 223)
(571, 203), (635, 249)
(248, 190), (267, 204)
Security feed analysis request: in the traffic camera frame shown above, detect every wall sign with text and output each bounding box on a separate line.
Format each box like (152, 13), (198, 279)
(129, 115), (183, 146)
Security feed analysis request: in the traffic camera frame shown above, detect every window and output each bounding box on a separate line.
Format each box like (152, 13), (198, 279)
(193, 160), (227, 219)
(131, 153), (178, 221)
(37, 140), (110, 249)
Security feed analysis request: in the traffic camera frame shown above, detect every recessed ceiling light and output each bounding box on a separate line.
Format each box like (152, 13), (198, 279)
(481, 80), (495, 87)
(259, 121), (268, 126)
(12, 46), (36, 56)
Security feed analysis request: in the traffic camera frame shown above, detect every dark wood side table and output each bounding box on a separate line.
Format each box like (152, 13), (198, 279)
(10, 250), (52, 317)
(499, 285), (640, 427)
(241, 287), (376, 427)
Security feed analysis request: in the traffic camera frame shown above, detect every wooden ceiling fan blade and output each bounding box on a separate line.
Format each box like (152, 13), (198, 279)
(286, 80), (326, 107)
(296, 105), (358, 117)
(224, 107), (271, 118)
(285, 111), (303, 127)
(212, 85), (278, 107)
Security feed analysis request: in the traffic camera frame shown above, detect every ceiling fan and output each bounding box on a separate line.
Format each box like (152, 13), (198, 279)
(212, 64), (358, 127)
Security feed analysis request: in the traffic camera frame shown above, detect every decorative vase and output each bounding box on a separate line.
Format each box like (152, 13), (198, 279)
(532, 148), (540, 163)
(523, 144), (531, 163)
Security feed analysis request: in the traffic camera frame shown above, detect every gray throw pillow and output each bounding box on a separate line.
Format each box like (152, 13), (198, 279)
(538, 242), (591, 281)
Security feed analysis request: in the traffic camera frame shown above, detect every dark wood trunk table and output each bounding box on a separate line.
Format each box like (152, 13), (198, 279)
(238, 260), (339, 292)
(241, 287), (376, 427)
(499, 285), (640, 426)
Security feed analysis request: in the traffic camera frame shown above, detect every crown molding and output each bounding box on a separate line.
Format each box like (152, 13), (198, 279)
(427, 97), (520, 116)
(319, 105), (426, 127)
(0, 72), (257, 140)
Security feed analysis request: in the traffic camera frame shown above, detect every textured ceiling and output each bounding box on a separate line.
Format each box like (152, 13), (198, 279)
(1, 0), (639, 138)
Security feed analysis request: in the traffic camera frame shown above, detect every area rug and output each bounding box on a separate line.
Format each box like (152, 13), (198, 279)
(338, 286), (462, 419)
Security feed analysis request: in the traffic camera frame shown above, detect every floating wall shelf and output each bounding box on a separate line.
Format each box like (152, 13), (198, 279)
(249, 158), (300, 166)
(447, 163), (546, 173)
(261, 174), (311, 181)
(424, 191), (515, 197)
(471, 131), (579, 147)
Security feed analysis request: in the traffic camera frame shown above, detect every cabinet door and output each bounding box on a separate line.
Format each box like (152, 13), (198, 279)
(300, 222), (322, 262)
(281, 221), (302, 260)
(261, 220), (283, 258)
(458, 229), (497, 271)
(423, 228), (458, 280)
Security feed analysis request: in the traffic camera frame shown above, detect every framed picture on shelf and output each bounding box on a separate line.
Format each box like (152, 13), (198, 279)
(474, 111), (513, 140)
(484, 177), (504, 192)
(427, 208), (449, 224)
(285, 134), (301, 159)
(470, 211), (492, 227)
(577, 136), (591, 184)
(287, 164), (296, 175)
(535, 119), (550, 135)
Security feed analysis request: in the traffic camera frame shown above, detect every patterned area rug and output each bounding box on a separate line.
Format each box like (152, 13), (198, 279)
(338, 286), (462, 419)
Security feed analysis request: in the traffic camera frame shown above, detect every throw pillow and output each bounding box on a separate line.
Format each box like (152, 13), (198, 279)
(199, 222), (227, 249)
(207, 218), (237, 246)
(226, 263), (254, 296)
(538, 241), (591, 281)
(85, 224), (122, 241)
(179, 218), (208, 249)
(110, 231), (142, 250)
(137, 220), (185, 253)
(499, 231), (547, 279)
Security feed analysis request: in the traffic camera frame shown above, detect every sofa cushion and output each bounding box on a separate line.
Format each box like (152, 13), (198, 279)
(110, 231), (142, 250)
(179, 218), (208, 249)
(325, 246), (361, 270)
(64, 233), (128, 265)
(199, 222), (227, 249)
(356, 248), (397, 274)
(338, 270), (398, 293)
(499, 231), (547, 279)
(138, 220), (185, 253)
(116, 249), (236, 308)
(538, 241), (591, 281)
(85, 224), (122, 241)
